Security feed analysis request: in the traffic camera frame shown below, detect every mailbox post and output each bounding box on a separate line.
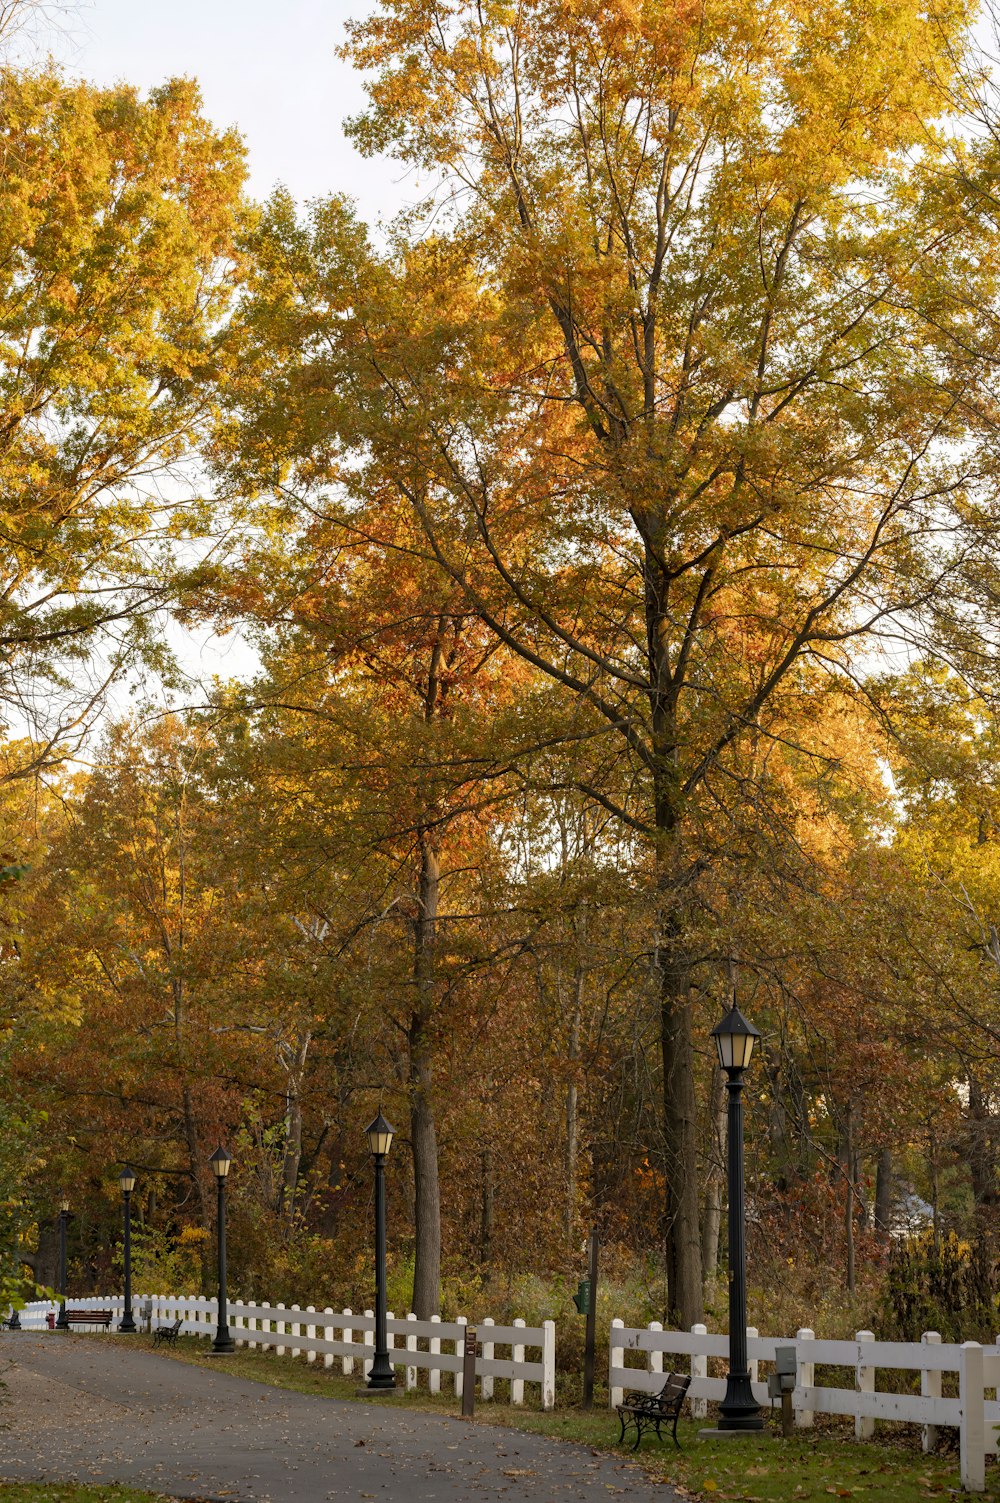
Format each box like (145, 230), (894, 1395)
(768, 1346), (798, 1437)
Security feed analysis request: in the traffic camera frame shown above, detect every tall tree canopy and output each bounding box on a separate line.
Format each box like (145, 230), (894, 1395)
(210, 0), (1000, 1320)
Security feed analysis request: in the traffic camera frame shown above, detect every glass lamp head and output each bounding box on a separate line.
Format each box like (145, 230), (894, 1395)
(365, 1111), (395, 1158)
(711, 1002), (761, 1072)
(209, 1145), (232, 1179)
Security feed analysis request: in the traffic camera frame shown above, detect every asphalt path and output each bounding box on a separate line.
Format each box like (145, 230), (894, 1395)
(0, 1333), (681, 1502)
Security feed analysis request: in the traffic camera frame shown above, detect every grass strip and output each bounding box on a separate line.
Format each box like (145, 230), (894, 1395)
(0, 1488), (171, 1502)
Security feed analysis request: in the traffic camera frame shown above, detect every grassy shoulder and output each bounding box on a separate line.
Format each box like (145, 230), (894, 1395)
(0, 1489), (170, 1502)
(111, 1333), (999, 1502)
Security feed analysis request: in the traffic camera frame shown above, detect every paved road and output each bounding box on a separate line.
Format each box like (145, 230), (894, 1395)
(0, 1334), (679, 1502)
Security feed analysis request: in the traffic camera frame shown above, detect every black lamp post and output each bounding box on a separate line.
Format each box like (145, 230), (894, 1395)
(365, 1111), (396, 1392)
(8, 1213), (21, 1329)
(55, 1198), (69, 1330)
(710, 1001), (764, 1433)
(210, 1145), (235, 1354)
(119, 1165), (137, 1333)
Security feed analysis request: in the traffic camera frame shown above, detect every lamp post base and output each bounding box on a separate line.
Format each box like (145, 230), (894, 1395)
(699, 1426), (768, 1440)
(716, 1370), (765, 1432)
(119, 1314), (137, 1333)
(211, 1333), (236, 1355)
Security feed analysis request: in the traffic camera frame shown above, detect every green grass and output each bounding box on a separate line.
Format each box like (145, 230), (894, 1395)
(109, 1333), (1000, 1501)
(0, 1488), (170, 1502)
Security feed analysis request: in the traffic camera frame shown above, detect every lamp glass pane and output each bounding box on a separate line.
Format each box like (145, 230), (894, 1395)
(715, 1033), (732, 1071)
(119, 1167), (136, 1194)
(60, 1199), (69, 1213)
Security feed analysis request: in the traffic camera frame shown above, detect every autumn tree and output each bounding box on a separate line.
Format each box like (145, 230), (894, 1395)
(283, 0), (1000, 1322)
(0, 68), (245, 779)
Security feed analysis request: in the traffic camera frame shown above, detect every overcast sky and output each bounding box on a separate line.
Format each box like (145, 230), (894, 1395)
(49, 0), (405, 221)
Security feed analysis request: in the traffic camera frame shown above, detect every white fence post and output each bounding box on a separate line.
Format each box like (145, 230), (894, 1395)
(406, 1312), (418, 1391)
(363, 1309), (374, 1378)
(856, 1330), (875, 1441)
(342, 1309), (353, 1375)
(690, 1323), (708, 1420)
(276, 1304), (286, 1357)
(609, 1318), (624, 1410)
(541, 1320), (555, 1412)
(511, 1318), (525, 1406)
(429, 1314), (441, 1395)
(960, 1341), (986, 1493)
(387, 1310), (395, 1377)
(322, 1308), (334, 1369)
(290, 1305), (301, 1359)
(306, 1307), (316, 1364)
(796, 1328), (815, 1428)
(234, 1313), (244, 1347)
(455, 1316), (467, 1399)
(482, 1317), (495, 1400)
(248, 1308), (257, 1349)
(648, 1321), (663, 1379)
(747, 1326), (759, 1385)
(921, 1331), (941, 1454)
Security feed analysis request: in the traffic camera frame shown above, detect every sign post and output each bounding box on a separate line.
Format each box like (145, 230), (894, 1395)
(583, 1228), (599, 1409)
(461, 1324), (478, 1419)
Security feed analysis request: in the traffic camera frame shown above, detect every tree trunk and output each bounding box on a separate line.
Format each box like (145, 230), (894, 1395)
(967, 1074), (998, 1222)
(565, 946), (585, 1245)
(27, 1220), (58, 1289)
(874, 1147), (892, 1237)
(278, 1029), (311, 1220)
(844, 1115), (856, 1293)
(649, 541), (704, 1328)
(701, 1062), (727, 1281)
(479, 1148), (494, 1267)
(661, 960), (703, 1325)
(180, 1080), (207, 1232)
(410, 829), (441, 1318)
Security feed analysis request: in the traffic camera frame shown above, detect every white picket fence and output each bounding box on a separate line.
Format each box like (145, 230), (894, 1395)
(18, 1295), (555, 1411)
(611, 1321), (1000, 1491)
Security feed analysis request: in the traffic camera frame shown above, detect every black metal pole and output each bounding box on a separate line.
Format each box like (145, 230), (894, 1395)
(367, 1151), (395, 1389)
(9, 1218), (21, 1328)
(212, 1175), (235, 1354)
(582, 1228), (599, 1409)
(718, 1066), (762, 1430)
(119, 1189), (136, 1333)
(55, 1210), (68, 1329)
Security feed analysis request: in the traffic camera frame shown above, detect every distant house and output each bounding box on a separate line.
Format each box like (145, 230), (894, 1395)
(890, 1188), (934, 1238)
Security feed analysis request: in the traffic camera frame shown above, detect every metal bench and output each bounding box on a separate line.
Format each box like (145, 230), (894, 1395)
(616, 1371), (692, 1449)
(153, 1318), (183, 1346)
(64, 1309), (113, 1330)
